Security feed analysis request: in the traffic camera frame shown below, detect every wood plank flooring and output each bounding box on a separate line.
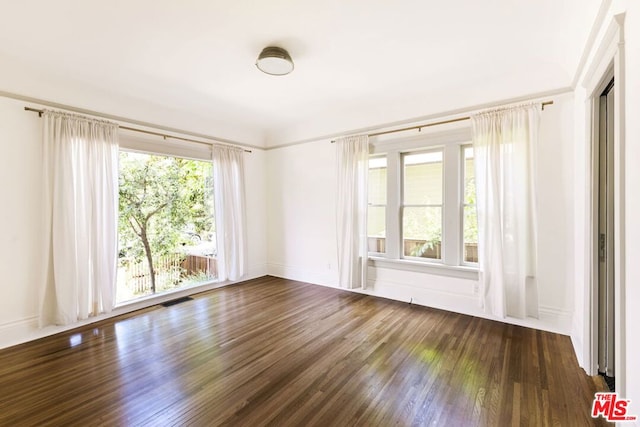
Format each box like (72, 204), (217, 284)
(0, 276), (607, 426)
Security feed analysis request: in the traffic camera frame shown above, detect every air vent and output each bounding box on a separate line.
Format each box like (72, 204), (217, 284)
(161, 296), (193, 307)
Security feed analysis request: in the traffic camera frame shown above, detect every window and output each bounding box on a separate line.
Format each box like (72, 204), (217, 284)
(462, 146), (478, 263)
(368, 156), (387, 253)
(368, 129), (478, 271)
(402, 150), (443, 260)
(117, 151), (217, 303)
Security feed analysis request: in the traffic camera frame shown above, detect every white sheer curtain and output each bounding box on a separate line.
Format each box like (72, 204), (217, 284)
(212, 145), (247, 282)
(40, 110), (119, 326)
(471, 104), (541, 319)
(335, 135), (369, 289)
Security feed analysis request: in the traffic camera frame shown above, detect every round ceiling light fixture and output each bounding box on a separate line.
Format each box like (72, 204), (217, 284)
(255, 46), (294, 76)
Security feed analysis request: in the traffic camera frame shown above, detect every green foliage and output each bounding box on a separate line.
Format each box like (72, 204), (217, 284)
(463, 176), (478, 244)
(118, 152), (213, 290)
(404, 206), (442, 257)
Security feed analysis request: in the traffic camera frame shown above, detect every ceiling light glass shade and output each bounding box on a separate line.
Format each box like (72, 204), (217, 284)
(256, 46), (294, 76)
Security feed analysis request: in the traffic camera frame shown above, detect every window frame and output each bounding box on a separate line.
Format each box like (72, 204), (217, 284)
(401, 147), (445, 262)
(367, 155), (388, 255)
(116, 134), (219, 304)
(461, 144), (478, 266)
(368, 127), (478, 278)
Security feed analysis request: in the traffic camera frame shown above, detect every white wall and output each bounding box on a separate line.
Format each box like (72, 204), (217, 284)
(624, 2), (640, 419)
(244, 148), (268, 280)
(267, 140), (338, 285)
(0, 95), (268, 349)
(267, 93), (576, 335)
(0, 97), (43, 345)
(571, 1), (639, 420)
(624, 3), (640, 421)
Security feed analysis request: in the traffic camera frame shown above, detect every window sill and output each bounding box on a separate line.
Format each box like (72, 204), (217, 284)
(368, 256), (479, 280)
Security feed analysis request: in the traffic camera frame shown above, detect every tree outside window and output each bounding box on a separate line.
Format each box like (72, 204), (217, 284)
(117, 151), (216, 302)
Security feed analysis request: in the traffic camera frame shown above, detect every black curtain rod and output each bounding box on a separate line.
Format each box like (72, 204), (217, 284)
(24, 107), (252, 153)
(331, 100), (554, 142)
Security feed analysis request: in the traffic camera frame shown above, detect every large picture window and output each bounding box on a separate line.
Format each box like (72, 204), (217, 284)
(117, 151), (217, 303)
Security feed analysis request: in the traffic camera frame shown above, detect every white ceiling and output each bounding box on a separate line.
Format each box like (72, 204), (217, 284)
(0, 1), (601, 147)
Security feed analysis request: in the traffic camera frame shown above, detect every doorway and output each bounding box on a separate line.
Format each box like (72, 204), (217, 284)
(595, 77), (615, 391)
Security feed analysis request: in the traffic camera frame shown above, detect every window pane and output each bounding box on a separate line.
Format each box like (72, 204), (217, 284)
(368, 157), (386, 253)
(368, 157), (387, 205)
(404, 151), (443, 205)
(368, 206), (386, 253)
(117, 152), (217, 303)
(463, 205), (478, 263)
(463, 146), (478, 264)
(464, 147), (475, 205)
(403, 206), (442, 259)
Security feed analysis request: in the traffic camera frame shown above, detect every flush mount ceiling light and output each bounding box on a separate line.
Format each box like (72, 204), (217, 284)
(255, 46), (294, 76)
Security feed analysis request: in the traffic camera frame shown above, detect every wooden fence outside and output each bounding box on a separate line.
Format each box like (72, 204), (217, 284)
(368, 237), (478, 263)
(125, 253), (217, 295)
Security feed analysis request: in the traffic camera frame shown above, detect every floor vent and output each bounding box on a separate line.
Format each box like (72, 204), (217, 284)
(161, 296), (193, 307)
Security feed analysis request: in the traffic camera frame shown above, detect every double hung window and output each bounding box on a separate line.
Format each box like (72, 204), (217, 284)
(462, 146), (478, 264)
(402, 150), (443, 260)
(367, 157), (387, 254)
(367, 132), (477, 270)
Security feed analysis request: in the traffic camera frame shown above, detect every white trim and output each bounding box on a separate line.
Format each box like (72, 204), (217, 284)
(386, 150), (402, 259)
(582, 17), (625, 95)
(571, 0), (614, 89)
(443, 143), (462, 266)
(367, 277), (571, 334)
(370, 129), (473, 270)
(371, 127), (471, 151)
(578, 13), (626, 396)
(120, 131), (213, 161)
(265, 88), (572, 150)
(265, 262), (571, 334)
(266, 263), (337, 287)
(0, 315), (39, 332)
(0, 90), (262, 150)
(369, 257), (478, 280)
(0, 316), (40, 350)
(0, 272), (266, 350)
(571, 326), (585, 368)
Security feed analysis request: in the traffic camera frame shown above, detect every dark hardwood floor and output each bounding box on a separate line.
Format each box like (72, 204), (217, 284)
(0, 276), (607, 426)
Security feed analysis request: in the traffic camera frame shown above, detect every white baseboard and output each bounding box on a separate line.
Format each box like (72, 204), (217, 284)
(246, 263), (268, 280)
(0, 264), (269, 351)
(571, 332), (585, 369)
(267, 262), (337, 287)
(0, 315), (39, 349)
(1, 264), (574, 350)
(268, 263), (573, 335)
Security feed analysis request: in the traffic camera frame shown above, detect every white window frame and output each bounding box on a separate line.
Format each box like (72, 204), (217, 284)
(367, 155), (388, 256)
(401, 147), (445, 263)
(119, 131), (213, 161)
(460, 144), (478, 267)
(116, 132), (219, 304)
(368, 127), (478, 279)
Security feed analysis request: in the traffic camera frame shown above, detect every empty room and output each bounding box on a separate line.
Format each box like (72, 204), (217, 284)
(0, 1), (638, 425)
